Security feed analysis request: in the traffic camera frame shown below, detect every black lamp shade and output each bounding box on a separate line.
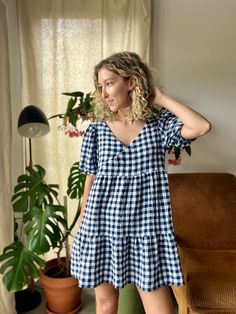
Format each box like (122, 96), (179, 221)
(18, 105), (50, 138)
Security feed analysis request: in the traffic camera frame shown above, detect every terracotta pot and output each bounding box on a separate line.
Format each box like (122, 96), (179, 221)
(46, 302), (81, 314)
(40, 258), (82, 314)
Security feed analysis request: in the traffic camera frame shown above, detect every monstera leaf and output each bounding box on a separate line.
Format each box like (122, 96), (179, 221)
(0, 241), (45, 292)
(23, 204), (67, 254)
(66, 162), (86, 233)
(12, 165), (59, 213)
(67, 161), (86, 200)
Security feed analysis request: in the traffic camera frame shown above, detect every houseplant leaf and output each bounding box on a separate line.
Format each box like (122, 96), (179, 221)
(0, 241), (45, 292)
(12, 165), (59, 213)
(184, 145), (192, 156)
(65, 162), (86, 235)
(174, 147), (181, 160)
(23, 204), (67, 255)
(62, 91), (84, 98)
(66, 97), (77, 112)
(67, 162), (86, 200)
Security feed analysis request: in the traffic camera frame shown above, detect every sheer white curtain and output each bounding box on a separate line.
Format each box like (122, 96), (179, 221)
(16, 0), (152, 251)
(0, 1), (16, 312)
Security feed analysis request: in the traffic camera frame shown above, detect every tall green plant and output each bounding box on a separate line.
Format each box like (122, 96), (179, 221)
(0, 163), (85, 292)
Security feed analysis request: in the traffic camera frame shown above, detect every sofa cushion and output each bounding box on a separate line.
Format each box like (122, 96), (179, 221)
(187, 272), (236, 313)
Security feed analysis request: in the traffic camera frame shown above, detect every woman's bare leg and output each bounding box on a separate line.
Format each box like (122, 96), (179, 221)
(137, 286), (174, 314)
(95, 283), (119, 314)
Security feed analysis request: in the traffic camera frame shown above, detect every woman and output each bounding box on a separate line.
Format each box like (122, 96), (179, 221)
(71, 51), (211, 314)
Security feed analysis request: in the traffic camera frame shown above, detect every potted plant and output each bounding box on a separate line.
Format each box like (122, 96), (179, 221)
(0, 91), (92, 314)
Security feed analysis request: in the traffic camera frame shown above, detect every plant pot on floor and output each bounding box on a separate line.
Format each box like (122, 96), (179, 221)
(40, 258), (82, 314)
(15, 289), (41, 313)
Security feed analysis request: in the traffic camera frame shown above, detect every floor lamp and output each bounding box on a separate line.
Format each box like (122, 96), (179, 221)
(15, 105), (50, 313)
(17, 105), (50, 167)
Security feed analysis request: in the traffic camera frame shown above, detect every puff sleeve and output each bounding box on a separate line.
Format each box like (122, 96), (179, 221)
(157, 110), (195, 149)
(79, 123), (98, 176)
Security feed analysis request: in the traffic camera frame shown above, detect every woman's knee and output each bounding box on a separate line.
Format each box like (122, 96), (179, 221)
(95, 283), (119, 314)
(96, 297), (118, 314)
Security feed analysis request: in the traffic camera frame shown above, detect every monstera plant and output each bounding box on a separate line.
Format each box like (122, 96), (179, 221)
(0, 94), (88, 293)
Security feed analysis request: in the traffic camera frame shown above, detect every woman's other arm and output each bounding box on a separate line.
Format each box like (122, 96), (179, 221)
(154, 88), (211, 139)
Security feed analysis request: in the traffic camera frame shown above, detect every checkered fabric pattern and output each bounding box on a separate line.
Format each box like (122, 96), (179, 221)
(71, 110), (193, 291)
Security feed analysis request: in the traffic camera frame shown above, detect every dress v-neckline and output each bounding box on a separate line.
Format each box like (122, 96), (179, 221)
(104, 121), (148, 148)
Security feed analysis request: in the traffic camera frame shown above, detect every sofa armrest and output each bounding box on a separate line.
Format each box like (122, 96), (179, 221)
(171, 247), (188, 314)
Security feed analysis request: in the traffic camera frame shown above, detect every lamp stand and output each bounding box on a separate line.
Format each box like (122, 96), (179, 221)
(29, 138), (33, 167)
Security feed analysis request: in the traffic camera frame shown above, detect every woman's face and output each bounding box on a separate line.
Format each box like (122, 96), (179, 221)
(97, 67), (133, 113)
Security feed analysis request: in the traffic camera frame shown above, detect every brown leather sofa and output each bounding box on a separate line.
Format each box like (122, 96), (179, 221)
(168, 173), (236, 314)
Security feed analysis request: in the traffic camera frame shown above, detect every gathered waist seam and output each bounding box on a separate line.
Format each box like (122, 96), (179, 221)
(96, 169), (166, 178)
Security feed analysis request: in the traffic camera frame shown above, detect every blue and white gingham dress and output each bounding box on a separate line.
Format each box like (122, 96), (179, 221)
(71, 110), (193, 291)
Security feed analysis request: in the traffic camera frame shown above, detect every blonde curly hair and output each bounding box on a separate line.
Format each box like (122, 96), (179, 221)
(93, 51), (157, 121)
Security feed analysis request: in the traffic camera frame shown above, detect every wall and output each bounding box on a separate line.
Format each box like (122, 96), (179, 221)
(153, 0), (236, 175)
